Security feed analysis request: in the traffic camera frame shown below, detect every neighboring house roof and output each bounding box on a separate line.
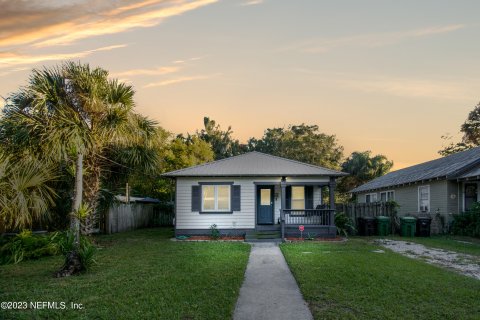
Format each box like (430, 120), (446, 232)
(162, 151), (347, 177)
(351, 146), (480, 193)
(115, 195), (161, 204)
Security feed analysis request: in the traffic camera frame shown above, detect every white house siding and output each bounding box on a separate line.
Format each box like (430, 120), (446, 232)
(175, 176), (329, 231)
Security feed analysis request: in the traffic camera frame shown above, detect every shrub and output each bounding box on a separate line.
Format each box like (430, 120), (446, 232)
(451, 203), (480, 238)
(335, 212), (356, 237)
(57, 231), (97, 271)
(0, 230), (60, 265)
(210, 224), (220, 240)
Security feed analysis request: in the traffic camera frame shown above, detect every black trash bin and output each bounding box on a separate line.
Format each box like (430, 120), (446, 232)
(416, 217), (432, 237)
(357, 217), (376, 236)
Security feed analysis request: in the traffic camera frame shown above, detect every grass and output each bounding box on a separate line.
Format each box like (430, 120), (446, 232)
(0, 228), (250, 320)
(385, 235), (480, 256)
(281, 239), (480, 320)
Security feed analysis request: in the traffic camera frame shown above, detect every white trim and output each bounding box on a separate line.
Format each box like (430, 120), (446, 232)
(201, 185), (231, 212)
(418, 185), (430, 213)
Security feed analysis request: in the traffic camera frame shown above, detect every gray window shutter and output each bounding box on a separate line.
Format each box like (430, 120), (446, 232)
(231, 185), (241, 211)
(305, 186), (314, 209)
(192, 185), (201, 212)
(285, 186), (292, 209)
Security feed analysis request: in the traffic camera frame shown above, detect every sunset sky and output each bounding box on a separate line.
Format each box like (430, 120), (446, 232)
(1, 0), (480, 169)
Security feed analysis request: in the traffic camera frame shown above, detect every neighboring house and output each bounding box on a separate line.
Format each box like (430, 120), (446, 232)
(162, 152), (347, 239)
(351, 147), (480, 233)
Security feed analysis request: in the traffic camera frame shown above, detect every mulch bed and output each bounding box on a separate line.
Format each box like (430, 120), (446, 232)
(286, 237), (346, 242)
(177, 236), (245, 241)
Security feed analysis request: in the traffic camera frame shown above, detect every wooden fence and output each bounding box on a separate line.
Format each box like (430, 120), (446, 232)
(336, 202), (399, 233)
(107, 203), (174, 234)
(153, 206), (175, 227)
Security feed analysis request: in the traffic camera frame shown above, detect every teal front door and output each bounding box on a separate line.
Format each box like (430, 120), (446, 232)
(257, 186), (274, 225)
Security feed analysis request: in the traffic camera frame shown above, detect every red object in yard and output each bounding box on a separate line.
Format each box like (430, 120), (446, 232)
(299, 225), (305, 232)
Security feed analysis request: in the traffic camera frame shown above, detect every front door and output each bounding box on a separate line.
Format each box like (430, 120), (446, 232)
(257, 186), (274, 225)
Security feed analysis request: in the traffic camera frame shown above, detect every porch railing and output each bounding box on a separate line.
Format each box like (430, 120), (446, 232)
(281, 209), (335, 226)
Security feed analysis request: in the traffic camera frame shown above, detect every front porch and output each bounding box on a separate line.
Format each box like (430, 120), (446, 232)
(282, 209), (337, 238)
(254, 177), (338, 240)
(280, 177), (337, 239)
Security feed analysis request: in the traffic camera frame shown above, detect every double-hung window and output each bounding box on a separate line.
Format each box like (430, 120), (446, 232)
(418, 185), (430, 212)
(380, 191), (394, 202)
(291, 186), (305, 210)
(202, 185), (231, 212)
(365, 193), (377, 203)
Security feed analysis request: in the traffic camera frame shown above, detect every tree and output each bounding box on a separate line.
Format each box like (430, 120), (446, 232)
(248, 124), (343, 169)
(0, 62), (162, 275)
(338, 151), (393, 193)
(439, 102), (480, 156)
(127, 134), (215, 201)
(196, 117), (245, 159)
(163, 135), (214, 172)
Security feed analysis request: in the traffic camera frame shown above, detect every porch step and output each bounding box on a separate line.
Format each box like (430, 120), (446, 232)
(245, 231), (282, 242)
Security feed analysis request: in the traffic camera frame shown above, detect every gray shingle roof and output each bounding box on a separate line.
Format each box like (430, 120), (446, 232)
(351, 146), (480, 193)
(162, 151), (347, 177)
(456, 166), (480, 179)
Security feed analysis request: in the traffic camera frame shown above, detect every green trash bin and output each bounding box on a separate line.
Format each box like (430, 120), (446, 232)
(376, 216), (390, 236)
(400, 217), (417, 237)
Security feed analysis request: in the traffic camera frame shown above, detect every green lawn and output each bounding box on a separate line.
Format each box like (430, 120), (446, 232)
(281, 239), (480, 320)
(0, 228), (250, 320)
(385, 235), (480, 257)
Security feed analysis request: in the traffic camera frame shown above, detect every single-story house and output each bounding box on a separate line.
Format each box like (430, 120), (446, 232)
(351, 146), (480, 233)
(162, 152), (347, 239)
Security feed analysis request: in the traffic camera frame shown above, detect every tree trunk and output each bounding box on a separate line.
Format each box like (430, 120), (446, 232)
(72, 152), (83, 247)
(82, 156), (101, 235)
(56, 152), (83, 277)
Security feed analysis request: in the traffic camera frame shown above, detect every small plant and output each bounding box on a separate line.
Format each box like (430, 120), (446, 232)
(306, 232), (316, 240)
(57, 231), (97, 271)
(335, 212), (356, 237)
(210, 224), (220, 240)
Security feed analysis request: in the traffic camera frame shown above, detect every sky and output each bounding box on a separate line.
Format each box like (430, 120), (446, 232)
(1, 0), (480, 169)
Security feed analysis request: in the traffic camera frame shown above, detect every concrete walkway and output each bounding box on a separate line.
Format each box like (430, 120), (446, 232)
(233, 242), (313, 320)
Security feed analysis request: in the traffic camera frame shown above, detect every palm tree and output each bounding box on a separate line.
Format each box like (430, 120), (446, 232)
(0, 152), (57, 230)
(1, 62), (162, 275)
(339, 151), (393, 193)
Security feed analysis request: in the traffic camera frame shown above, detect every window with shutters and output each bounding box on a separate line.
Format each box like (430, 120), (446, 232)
(202, 185), (231, 212)
(291, 186), (305, 210)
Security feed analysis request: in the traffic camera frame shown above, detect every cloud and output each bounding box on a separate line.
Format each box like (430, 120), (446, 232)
(0, 44), (127, 68)
(173, 56), (206, 64)
(112, 66), (180, 78)
(0, 66), (29, 77)
(0, 0), (218, 49)
(144, 74), (219, 87)
(284, 24), (465, 53)
(339, 75), (476, 101)
(240, 0), (264, 6)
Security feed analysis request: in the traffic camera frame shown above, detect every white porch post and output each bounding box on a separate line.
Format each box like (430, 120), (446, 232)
(281, 177), (286, 240)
